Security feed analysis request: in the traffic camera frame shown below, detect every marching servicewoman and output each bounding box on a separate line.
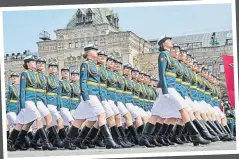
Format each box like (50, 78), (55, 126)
(8, 55), (55, 151)
(34, 57), (62, 149)
(66, 44), (120, 150)
(45, 62), (66, 148)
(114, 59), (140, 146)
(59, 66), (74, 127)
(139, 35), (211, 148)
(6, 72), (19, 135)
(70, 70), (81, 118)
(105, 55), (131, 148)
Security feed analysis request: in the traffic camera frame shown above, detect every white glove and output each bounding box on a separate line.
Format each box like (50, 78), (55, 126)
(164, 94), (170, 98)
(85, 100), (91, 106)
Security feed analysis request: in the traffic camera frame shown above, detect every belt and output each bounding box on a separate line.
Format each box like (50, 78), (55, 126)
(181, 81), (190, 86)
(36, 89), (46, 93)
(133, 96), (139, 99)
(100, 83), (106, 87)
(46, 92), (57, 96)
(123, 91), (132, 95)
(116, 90), (123, 93)
(8, 100), (18, 103)
(72, 98), (80, 101)
(25, 87), (36, 92)
(86, 81), (99, 86)
(190, 86), (197, 89)
(205, 92), (211, 95)
(62, 96), (70, 99)
(176, 78), (181, 82)
(166, 72), (176, 77)
(107, 87), (116, 91)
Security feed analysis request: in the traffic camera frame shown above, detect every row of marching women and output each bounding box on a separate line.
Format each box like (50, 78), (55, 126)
(6, 39), (235, 152)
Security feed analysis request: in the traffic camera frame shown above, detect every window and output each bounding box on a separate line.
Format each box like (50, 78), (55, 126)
(94, 40), (98, 46)
(75, 42), (78, 48)
(69, 43), (72, 48)
(81, 41), (85, 47)
(208, 65), (213, 72)
(226, 39), (233, 45)
(76, 11), (84, 24)
(220, 64), (224, 73)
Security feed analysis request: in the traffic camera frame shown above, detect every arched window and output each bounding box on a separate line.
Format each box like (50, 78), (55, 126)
(86, 9), (93, 23)
(76, 10), (84, 24)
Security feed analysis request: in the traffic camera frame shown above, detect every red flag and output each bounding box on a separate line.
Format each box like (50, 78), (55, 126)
(222, 55), (235, 108)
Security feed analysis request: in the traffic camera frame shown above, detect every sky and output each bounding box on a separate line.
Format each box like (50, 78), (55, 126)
(3, 3), (233, 54)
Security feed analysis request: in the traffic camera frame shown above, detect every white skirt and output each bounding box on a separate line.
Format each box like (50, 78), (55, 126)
(101, 100), (115, 118)
(73, 95), (105, 120)
(125, 103), (141, 119)
(108, 100), (120, 115)
(117, 101), (129, 116)
(36, 101), (50, 117)
(15, 101), (41, 125)
(6, 112), (17, 128)
(151, 88), (183, 119)
(48, 104), (62, 126)
(60, 108), (74, 126)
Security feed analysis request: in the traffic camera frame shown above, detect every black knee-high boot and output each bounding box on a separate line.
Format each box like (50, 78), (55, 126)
(224, 125), (236, 140)
(31, 129), (42, 150)
(7, 129), (20, 151)
(63, 125), (78, 150)
(171, 124), (184, 144)
(14, 130), (29, 151)
(100, 124), (121, 149)
(201, 120), (219, 138)
(139, 122), (155, 148)
(48, 126), (64, 148)
(7, 131), (10, 139)
(118, 126), (135, 147)
(82, 127), (99, 148)
(163, 124), (175, 145)
(185, 121), (211, 146)
(136, 124), (144, 135)
(110, 126), (131, 148)
(180, 127), (189, 143)
(207, 121), (227, 140)
(127, 125), (140, 146)
(38, 128), (57, 151)
(149, 123), (162, 147)
(74, 126), (91, 149)
(193, 119), (219, 142)
(156, 123), (170, 146)
(93, 130), (105, 147)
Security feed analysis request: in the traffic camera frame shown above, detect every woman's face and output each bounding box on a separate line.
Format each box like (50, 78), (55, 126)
(36, 61), (45, 71)
(61, 70), (69, 79)
(88, 50), (98, 61)
(97, 55), (106, 64)
(179, 51), (186, 61)
(11, 76), (19, 84)
(49, 66), (57, 74)
(162, 39), (173, 49)
(114, 63), (121, 71)
(27, 61), (36, 70)
(106, 59), (114, 69)
(171, 47), (180, 58)
(71, 74), (79, 81)
(123, 67), (131, 75)
(131, 71), (139, 79)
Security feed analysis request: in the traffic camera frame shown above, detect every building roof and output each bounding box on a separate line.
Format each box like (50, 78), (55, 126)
(148, 30), (233, 48)
(66, 8), (123, 31)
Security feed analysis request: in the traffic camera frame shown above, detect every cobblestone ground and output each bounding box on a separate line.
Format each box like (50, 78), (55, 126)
(8, 141), (236, 158)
